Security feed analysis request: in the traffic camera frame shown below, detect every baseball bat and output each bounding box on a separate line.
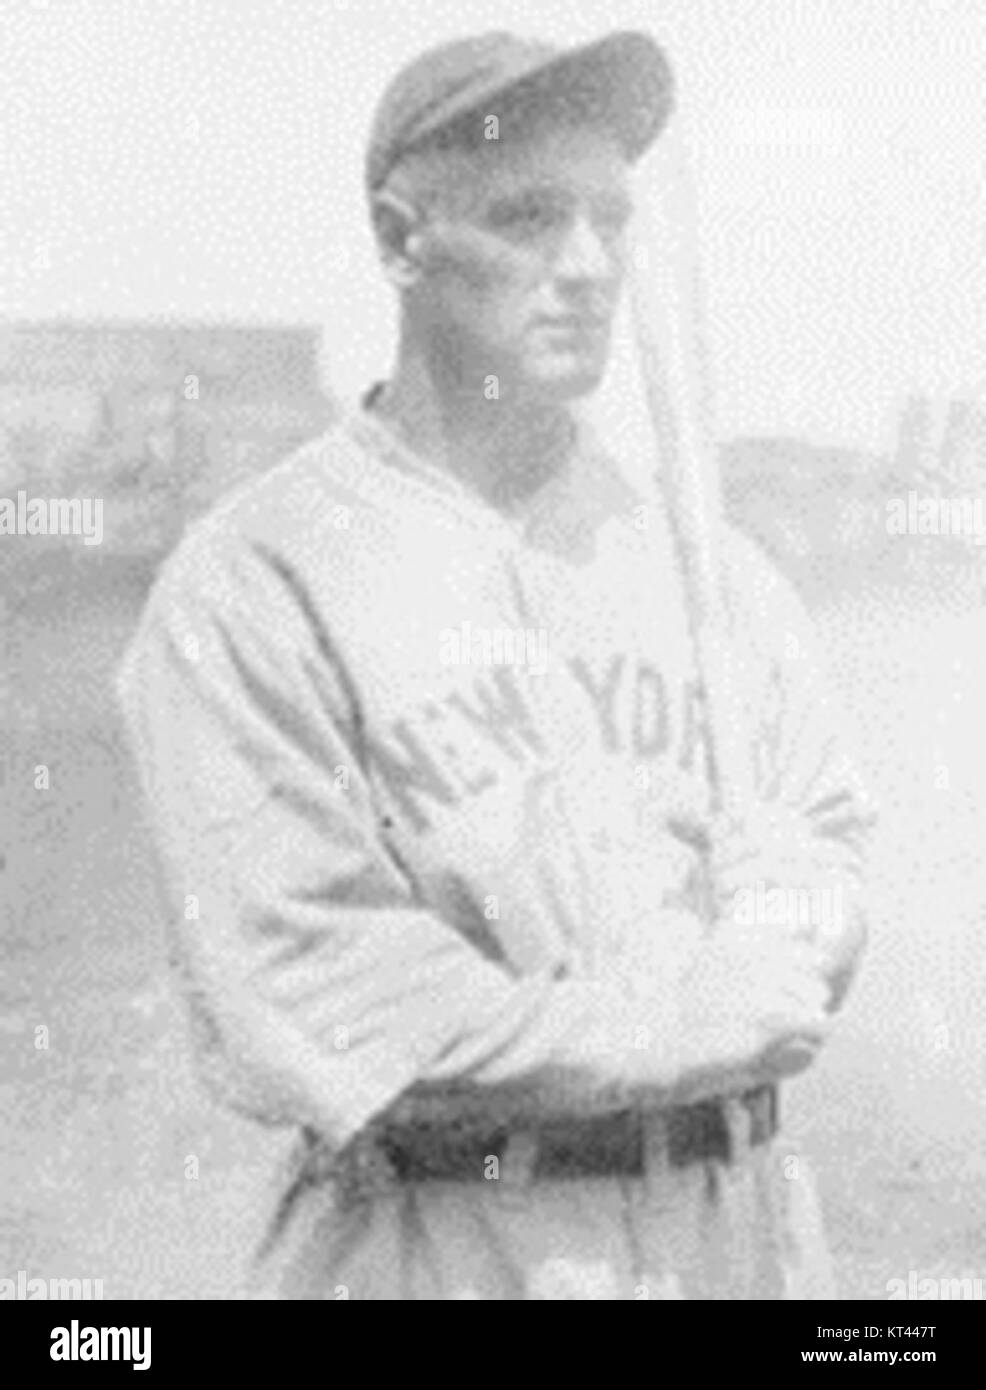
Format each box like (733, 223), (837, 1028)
(627, 136), (779, 1211)
(626, 143), (746, 822)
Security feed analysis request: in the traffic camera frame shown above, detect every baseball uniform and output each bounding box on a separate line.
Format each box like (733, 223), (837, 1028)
(116, 399), (872, 1299)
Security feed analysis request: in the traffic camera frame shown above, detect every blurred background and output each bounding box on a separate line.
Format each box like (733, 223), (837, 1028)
(2, 0), (986, 1298)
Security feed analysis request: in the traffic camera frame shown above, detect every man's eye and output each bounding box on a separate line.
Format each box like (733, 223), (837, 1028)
(493, 202), (564, 232)
(595, 206), (631, 239)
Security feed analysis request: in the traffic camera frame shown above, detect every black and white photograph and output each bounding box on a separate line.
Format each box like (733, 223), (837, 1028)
(2, 0), (985, 1332)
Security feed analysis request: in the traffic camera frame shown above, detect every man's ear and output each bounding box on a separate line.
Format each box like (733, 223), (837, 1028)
(371, 188), (427, 288)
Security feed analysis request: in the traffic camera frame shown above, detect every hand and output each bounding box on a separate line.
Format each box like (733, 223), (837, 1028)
(711, 802), (844, 912)
(667, 928), (831, 1103)
(708, 803), (866, 1011)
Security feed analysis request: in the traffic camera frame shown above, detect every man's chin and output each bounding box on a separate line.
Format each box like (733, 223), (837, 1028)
(523, 356), (608, 403)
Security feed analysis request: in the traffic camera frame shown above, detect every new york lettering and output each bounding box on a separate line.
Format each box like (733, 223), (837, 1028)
(367, 657), (714, 832)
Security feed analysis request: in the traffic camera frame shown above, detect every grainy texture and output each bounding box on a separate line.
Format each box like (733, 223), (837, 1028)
(3, 3), (985, 1307)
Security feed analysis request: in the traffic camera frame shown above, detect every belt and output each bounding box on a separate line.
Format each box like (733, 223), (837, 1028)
(375, 1085), (777, 1183)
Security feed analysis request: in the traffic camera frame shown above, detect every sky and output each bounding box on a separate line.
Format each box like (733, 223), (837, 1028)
(3, 0), (985, 452)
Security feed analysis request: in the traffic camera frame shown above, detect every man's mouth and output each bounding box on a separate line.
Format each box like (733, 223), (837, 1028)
(538, 313), (609, 336)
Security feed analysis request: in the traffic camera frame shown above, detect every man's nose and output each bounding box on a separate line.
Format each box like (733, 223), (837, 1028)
(555, 213), (615, 281)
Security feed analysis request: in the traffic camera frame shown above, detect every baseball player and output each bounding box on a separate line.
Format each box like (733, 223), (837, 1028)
(117, 30), (873, 1299)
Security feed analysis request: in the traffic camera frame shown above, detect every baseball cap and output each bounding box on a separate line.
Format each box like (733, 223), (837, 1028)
(366, 30), (675, 194)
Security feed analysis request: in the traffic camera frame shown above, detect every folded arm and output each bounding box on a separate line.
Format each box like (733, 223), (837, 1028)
(711, 537), (877, 1012)
(117, 534), (708, 1147)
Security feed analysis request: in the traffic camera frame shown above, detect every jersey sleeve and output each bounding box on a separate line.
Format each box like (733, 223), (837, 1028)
(116, 523), (688, 1149)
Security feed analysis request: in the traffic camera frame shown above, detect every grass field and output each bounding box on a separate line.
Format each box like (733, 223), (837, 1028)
(3, 541), (985, 1299)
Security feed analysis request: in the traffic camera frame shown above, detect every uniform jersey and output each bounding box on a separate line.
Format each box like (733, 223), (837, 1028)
(116, 401), (873, 1299)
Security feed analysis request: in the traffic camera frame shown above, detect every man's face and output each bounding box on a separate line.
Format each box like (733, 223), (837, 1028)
(412, 119), (634, 401)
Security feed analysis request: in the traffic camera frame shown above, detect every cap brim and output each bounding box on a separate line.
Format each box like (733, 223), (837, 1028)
(406, 30), (674, 170)
(497, 31), (675, 162)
